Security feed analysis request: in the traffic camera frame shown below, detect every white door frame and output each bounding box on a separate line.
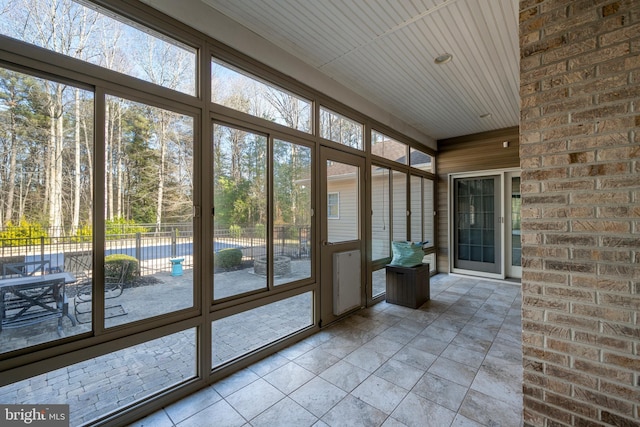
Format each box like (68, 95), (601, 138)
(448, 168), (521, 280)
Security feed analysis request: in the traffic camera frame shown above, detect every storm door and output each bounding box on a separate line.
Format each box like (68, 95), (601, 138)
(453, 176), (501, 274)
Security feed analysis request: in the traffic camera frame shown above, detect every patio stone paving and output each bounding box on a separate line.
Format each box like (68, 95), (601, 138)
(0, 260), (313, 352)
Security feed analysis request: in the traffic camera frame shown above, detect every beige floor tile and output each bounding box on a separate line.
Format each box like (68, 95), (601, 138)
(129, 274), (524, 427)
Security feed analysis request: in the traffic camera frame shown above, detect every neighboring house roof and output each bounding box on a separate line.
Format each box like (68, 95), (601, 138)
(395, 150), (432, 166)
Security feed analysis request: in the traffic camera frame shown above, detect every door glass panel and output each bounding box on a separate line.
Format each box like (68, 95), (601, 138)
(371, 166), (390, 260)
(326, 161), (359, 243)
(410, 175), (422, 241)
(213, 124), (267, 300)
(392, 171), (407, 241)
(103, 96), (194, 328)
(454, 176), (499, 273)
(511, 176), (522, 267)
(273, 139), (312, 286)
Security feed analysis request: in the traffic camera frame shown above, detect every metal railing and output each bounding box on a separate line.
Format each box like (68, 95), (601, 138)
(0, 224), (310, 276)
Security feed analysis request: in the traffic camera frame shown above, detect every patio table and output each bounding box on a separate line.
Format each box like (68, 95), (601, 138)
(0, 272), (77, 336)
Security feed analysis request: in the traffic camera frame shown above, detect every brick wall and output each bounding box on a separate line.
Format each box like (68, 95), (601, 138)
(519, 0), (639, 425)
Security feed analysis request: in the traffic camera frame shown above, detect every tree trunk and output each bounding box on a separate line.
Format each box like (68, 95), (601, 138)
(106, 102), (113, 220)
(5, 97), (18, 224)
(155, 111), (166, 232)
(47, 83), (64, 238)
(116, 106), (123, 218)
(82, 115), (93, 226)
(72, 88), (81, 235)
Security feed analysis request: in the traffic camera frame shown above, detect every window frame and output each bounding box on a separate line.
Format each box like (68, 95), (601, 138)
(319, 106), (364, 150)
(211, 56), (313, 134)
(327, 192), (340, 219)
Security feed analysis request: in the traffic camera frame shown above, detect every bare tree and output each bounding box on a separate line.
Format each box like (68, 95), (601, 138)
(3, 0), (100, 236)
(136, 34), (193, 230)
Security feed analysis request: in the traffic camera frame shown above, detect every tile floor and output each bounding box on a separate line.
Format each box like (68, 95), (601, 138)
(131, 274), (523, 427)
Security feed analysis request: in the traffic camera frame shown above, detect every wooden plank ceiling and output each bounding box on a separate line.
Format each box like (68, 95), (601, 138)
(199, 0), (520, 140)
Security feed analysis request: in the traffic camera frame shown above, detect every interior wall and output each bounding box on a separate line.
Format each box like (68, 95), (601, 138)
(436, 126), (520, 272)
(519, 1), (639, 425)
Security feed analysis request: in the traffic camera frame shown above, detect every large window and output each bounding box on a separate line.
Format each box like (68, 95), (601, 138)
(1, 328), (197, 426)
(410, 175), (435, 246)
(371, 164), (435, 302)
(213, 124), (268, 300)
(0, 0), (196, 95)
(212, 292), (312, 368)
(372, 131), (408, 164)
(212, 58), (312, 133)
(320, 106), (363, 150)
(371, 166), (391, 260)
(392, 170), (407, 241)
(213, 127), (313, 298)
(0, 67), (93, 353)
(273, 139), (312, 286)
(410, 146), (434, 173)
(411, 175), (423, 242)
(101, 95), (194, 328)
(423, 179), (435, 248)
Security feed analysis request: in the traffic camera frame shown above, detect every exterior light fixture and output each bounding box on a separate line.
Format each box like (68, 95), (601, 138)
(480, 113), (492, 119)
(434, 53), (453, 64)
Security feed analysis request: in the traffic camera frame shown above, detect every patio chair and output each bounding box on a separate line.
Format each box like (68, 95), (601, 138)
(74, 262), (128, 324)
(0, 256), (25, 277)
(2, 260), (50, 278)
(63, 251), (92, 281)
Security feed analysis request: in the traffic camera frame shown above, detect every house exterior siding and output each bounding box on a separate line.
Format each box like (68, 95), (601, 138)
(519, 0), (640, 425)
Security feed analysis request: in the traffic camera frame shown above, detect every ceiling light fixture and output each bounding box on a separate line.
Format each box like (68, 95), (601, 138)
(434, 53), (453, 65)
(480, 113), (492, 119)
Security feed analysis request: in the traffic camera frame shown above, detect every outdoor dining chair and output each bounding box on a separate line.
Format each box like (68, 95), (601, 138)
(74, 262), (128, 324)
(2, 260), (51, 278)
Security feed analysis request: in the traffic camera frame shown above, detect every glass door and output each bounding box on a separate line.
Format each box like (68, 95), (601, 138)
(453, 175), (501, 274)
(320, 147), (365, 326)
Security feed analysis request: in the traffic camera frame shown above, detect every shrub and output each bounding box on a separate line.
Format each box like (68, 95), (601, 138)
(71, 223), (93, 243)
(229, 224), (243, 239)
(254, 223), (266, 239)
(214, 248), (242, 269)
(106, 217), (148, 239)
(0, 219), (49, 247)
(105, 254), (139, 283)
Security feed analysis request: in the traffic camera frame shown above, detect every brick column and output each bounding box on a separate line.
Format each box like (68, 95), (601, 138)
(519, 1), (639, 425)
